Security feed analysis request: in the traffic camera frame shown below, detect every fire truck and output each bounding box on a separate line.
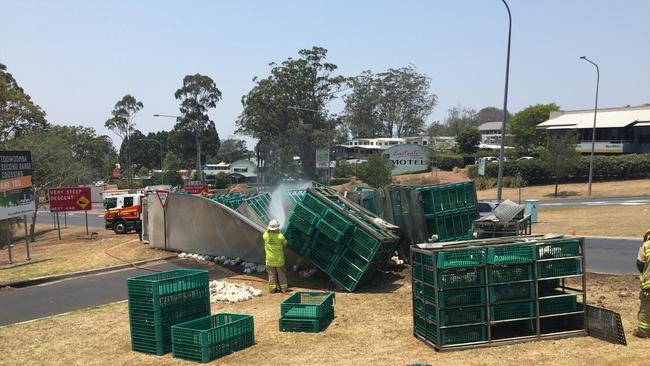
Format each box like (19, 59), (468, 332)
(104, 193), (144, 234)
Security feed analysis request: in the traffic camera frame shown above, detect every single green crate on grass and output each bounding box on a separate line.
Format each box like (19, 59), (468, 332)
(437, 267), (485, 289)
(438, 287), (486, 308)
(293, 203), (321, 225)
(436, 248), (486, 269)
(540, 294), (578, 315)
(537, 258), (582, 278)
(489, 282), (536, 303)
(280, 307), (334, 333)
(302, 193), (329, 216)
(439, 306), (486, 326)
(281, 291), (335, 318)
(488, 263), (533, 284)
(172, 313), (254, 363)
(441, 324), (487, 346)
(490, 301), (536, 321)
(536, 240), (580, 259)
(487, 244), (535, 264)
(316, 219), (349, 243)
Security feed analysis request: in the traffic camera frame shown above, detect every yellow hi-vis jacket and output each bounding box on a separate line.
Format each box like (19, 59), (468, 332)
(263, 230), (287, 267)
(638, 240), (650, 289)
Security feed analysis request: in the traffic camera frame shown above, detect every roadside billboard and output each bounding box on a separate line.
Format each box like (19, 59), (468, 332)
(383, 144), (429, 176)
(48, 187), (92, 212)
(0, 151), (35, 220)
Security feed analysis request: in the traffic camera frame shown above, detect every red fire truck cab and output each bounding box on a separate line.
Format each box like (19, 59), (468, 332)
(104, 193), (143, 234)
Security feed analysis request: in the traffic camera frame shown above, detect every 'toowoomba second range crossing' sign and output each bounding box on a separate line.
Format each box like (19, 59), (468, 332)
(0, 151), (35, 220)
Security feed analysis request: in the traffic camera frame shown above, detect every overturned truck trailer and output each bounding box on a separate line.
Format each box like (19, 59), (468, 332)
(146, 192), (301, 265)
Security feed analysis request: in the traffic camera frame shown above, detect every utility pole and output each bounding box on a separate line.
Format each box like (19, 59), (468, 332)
(580, 56), (600, 197)
(496, 0), (512, 202)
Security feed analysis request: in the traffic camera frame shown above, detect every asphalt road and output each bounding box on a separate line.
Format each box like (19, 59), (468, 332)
(35, 211), (105, 228)
(0, 236), (640, 326)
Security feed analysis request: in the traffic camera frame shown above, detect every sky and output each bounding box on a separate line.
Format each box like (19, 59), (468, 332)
(2, 0), (649, 148)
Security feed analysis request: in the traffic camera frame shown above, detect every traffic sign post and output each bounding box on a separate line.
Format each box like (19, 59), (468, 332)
(48, 187), (93, 239)
(156, 190), (170, 250)
(6, 219), (12, 264)
(23, 215), (30, 261)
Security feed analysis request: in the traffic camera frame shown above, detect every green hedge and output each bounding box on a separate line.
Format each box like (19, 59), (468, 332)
(329, 177), (352, 186)
(431, 154), (464, 171)
(467, 154), (650, 184)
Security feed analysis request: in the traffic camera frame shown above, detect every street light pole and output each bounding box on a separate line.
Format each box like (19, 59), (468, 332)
(496, 0), (512, 202)
(579, 56), (599, 197)
(153, 113), (204, 183)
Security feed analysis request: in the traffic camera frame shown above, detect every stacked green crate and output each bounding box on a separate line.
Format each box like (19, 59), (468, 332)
(211, 192), (244, 209)
(487, 244), (537, 323)
(127, 270), (211, 355)
(172, 313), (254, 363)
(536, 240), (581, 316)
(242, 193), (272, 224)
(411, 247), (488, 347)
(279, 292), (335, 332)
(415, 181), (477, 242)
(284, 189), (400, 292)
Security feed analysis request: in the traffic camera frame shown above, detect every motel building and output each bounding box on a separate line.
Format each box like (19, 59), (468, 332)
(537, 104), (650, 153)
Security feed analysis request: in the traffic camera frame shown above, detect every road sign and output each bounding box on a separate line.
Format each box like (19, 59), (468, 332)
(478, 158), (486, 176)
(184, 182), (208, 194)
(48, 187), (92, 212)
(0, 151), (35, 220)
(316, 149), (330, 169)
(157, 190), (170, 208)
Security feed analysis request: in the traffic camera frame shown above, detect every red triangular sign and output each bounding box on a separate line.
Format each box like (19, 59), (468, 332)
(156, 190), (170, 208)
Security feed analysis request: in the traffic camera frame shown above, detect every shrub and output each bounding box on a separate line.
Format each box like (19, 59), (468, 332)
(432, 153), (464, 171)
(474, 176), (497, 190)
(330, 177), (351, 186)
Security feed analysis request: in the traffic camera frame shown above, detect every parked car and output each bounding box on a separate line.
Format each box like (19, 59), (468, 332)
(478, 200), (499, 218)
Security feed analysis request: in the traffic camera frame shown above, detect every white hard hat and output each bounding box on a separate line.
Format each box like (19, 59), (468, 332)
(267, 219), (280, 231)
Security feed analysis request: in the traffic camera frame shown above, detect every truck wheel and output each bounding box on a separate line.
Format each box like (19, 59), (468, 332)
(113, 221), (128, 235)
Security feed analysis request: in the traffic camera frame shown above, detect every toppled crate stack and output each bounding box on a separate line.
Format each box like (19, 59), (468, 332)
(284, 188), (400, 291)
(127, 270), (211, 355)
(211, 192), (244, 209)
(414, 181), (478, 242)
(279, 291), (335, 332)
(172, 313), (255, 363)
(411, 236), (586, 351)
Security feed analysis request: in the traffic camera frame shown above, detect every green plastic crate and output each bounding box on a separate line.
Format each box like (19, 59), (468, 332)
(490, 301), (536, 321)
(489, 282), (536, 303)
(172, 314), (254, 363)
(437, 267), (485, 289)
(293, 203), (322, 225)
(438, 287), (486, 308)
(537, 258), (582, 278)
(340, 247), (370, 272)
(284, 227), (313, 256)
(288, 215), (317, 236)
(438, 306), (486, 326)
(127, 270), (209, 298)
(346, 228), (380, 261)
(316, 219), (350, 243)
(487, 244), (535, 264)
(307, 244), (336, 273)
(540, 295), (578, 315)
(440, 324), (487, 346)
(436, 248), (486, 269)
(488, 263), (533, 284)
(322, 208), (354, 233)
(536, 240), (580, 259)
(411, 252), (435, 267)
(302, 193), (329, 216)
(413, 280), (436, 303)
(280, 307), (334, 332)
(281, 291), (335, 318)
(415, 315), (438, 343)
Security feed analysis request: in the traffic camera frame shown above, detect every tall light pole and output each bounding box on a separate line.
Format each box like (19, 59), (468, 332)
(579, 56), (599, 197)
(141, 138), (165, 185)
(496, 0), (512, 202)
(153, 113), (204, 183)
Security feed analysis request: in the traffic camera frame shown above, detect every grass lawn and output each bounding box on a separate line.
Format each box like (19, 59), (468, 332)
(478, 178), (650, 201)
(0, 269), (647, 366)
(535, 205), (650, 238)
(0, 224), (171, 284)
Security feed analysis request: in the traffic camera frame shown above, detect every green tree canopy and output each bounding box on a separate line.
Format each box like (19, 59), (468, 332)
(344, 65), (437, 138)
(162, 151), (181, 172)
(476, 106), (510, 124)
(455, 127), (482, 154)
(214, 138), (252, 163)
(357, 154), (393, 188)
(174, 74), (222, 179)
(237, 46), (346, 181)
(0, 63), (48, 141)
(540, 132), (580, 196)
(105, 94), (143, 187)
(510, 103), (560, 153)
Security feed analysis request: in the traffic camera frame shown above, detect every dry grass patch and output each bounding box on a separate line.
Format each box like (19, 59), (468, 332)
(0, 224), (170, 283)
(478, 179), (650, 201)
(534, 205), (650, 237)
(1, 271), (648, 366)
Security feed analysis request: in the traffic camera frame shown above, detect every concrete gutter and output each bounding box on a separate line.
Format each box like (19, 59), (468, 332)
(0, 255), (177, 289)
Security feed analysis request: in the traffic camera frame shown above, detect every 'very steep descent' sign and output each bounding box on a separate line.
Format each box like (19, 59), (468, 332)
(48, 187), (92, 212)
